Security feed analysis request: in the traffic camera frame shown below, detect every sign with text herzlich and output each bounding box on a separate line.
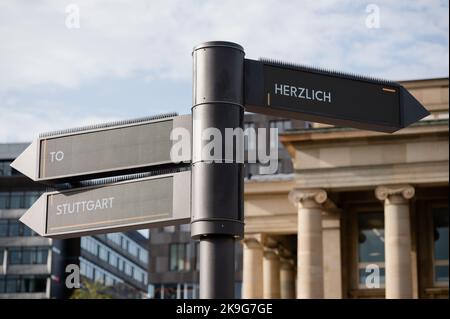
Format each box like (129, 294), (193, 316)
(19, 171), (191, 239)
(244, 59), (429, 133)
(11, 114), (191, 184)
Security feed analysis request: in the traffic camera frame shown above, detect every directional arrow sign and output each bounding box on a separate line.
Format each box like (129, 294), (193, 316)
(244, 59), (430, 133)
(11, 114), (191, 183)
(20, 171), (191, 239)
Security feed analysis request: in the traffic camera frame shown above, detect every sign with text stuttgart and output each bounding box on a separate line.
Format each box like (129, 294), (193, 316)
(19, 171), (191, 238)
(11, 113), (191, 183)
(244, 59), (429, 133)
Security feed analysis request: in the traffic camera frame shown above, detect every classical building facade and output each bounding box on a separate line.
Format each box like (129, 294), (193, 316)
(242, 78), (449, 299)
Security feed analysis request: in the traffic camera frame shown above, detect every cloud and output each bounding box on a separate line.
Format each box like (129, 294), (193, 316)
(0, 0), (448, 142)
(0, 101), (119, 142)
(0, 0), (447, 91)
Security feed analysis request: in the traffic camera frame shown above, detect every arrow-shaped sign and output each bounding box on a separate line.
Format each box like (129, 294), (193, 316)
(20, 171), (191, 239)
(244, 59), (429, 133)
(11, 113), (191, 184)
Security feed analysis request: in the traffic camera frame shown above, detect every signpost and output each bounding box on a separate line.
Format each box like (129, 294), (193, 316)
(19, 171), (191, 239)
(245, 59), (429, 132)
(12, 40), (430, 300)
(11, 113), (191, 183)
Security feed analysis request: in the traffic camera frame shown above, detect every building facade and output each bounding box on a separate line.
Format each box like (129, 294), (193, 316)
(0, 144), (150, 298)
(79, 231), (149, 299)
(147, 115), (308, 299)
(242, 78), (449, 299)
(148, 224), (241, 299)
(1, 144), (57, 298)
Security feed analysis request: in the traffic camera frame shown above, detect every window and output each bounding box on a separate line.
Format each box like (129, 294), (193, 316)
(0, 161), (18, 176)
(8, 221), (20, 236)
(6, 276), (20, 293)
(0, 220), (7, 237)
(79, 259), (124, 286)
(22, 249), (33, 264)
(128, 242), (138, 257)
(0, 220), (35, 237)
(118, 258), (125, 272)
(139, 249), (148, 264)
(432, 207), (449, 285)
(23, 225), (33, 236)
(180, 224), (190, 233)
(94, 268), (104, 284)
(170, 244), (178, 271)
(124, 263), (133, 276)
(0, 275), (47, 293)
(84, 261), (94, 279)
(357, 212), (385, 288)
(8, 247), (48, 265)
(106, 233), (121, 246)
(81, 236), (98, 255)
(106, 233), (147, 264)
(9, 249), (21, 264)
(0, 161), (21, 176)
(164, 226), (175, 233)
(99, 246), (108, 261)
(0, 249), (4, 264)
(121, 237), (129, 251)
(80, 236), (147, 280)
(177, 244), (185, 271)
(244, 122), (256, 151)
(109, 251), (118, 268)
(0, 193), (8, 209)
(24, 192), (40, 208)
(22, 276), (47, 293)
(36, 249), (47, 264)
(269, 119), (292, 149)
(105, 275), (114, 286)
(10, 192), (22, 209)
(0, 191), (42, 209)
(169, 243), (192, 272)
(185, 244), (192, 271)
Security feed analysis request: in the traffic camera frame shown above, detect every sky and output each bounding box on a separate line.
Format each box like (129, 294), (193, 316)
(0, 0), (448, 143)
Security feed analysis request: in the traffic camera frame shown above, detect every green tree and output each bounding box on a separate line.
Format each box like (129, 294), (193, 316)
(70, 278), (113, 299)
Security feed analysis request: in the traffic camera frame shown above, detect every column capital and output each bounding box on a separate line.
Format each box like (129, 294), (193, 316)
(280, 258), (295, 271)
(263, 249), (279, 260)
(242, 237), (263, 249)
(289, 188), (327, 208)
(375, 185), (415, 203)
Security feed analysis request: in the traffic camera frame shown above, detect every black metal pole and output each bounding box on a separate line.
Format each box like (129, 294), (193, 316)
(191, 41), (245, 299)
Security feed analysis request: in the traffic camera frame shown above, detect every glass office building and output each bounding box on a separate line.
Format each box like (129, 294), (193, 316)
(0, 143), (150, 299)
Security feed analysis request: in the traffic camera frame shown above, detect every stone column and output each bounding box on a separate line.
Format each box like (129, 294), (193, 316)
(263, 249), (280, 299)
(375, 185), (415, 299)
(322, 210), (343, 299)
(289, 188), (327, 299)
(280, 259), (296, 299)
(242, 237), (263, 299)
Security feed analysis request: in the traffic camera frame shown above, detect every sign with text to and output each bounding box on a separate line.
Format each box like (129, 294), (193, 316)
(11, 114), (191, 183)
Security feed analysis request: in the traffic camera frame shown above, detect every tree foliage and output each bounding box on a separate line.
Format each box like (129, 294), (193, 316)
(70, 278), (113, 299)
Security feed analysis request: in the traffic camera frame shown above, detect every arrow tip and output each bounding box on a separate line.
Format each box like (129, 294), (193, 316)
(401, 87), (430, 128)
(19, 194), (47, 236)
(10, 140), (38, 181)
